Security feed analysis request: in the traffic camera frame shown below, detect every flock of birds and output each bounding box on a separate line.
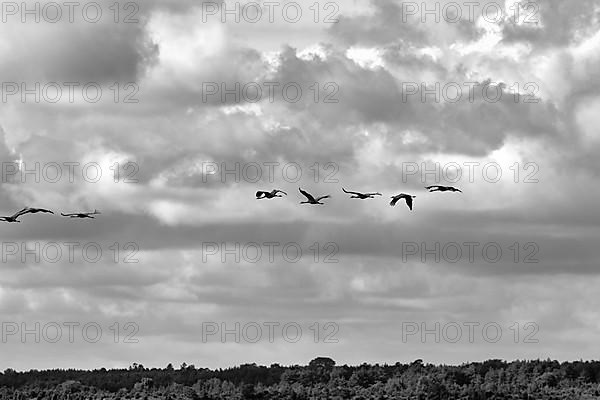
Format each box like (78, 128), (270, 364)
(256, 185), (463, 210)
(0, 207), (100, 223)
(1, 186), (461, 223)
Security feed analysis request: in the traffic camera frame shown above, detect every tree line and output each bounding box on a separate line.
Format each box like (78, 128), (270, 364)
(1, 358), (600, 399)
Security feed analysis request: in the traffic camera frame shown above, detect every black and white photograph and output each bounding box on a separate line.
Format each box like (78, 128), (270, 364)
(0, 0), (599, 398)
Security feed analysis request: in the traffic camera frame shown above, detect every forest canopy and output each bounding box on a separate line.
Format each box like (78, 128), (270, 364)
(1, 358), (600, 399)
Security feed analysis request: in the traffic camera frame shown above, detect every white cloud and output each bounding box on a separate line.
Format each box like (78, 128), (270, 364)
(0, 0), (599, 370)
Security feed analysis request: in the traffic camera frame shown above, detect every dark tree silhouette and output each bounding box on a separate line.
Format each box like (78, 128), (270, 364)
(0, 359), (599, 399)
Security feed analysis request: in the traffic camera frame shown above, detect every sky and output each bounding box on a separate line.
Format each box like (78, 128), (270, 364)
(0, 0), (600, 370)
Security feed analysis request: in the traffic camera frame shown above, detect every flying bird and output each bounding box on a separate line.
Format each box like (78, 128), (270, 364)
(256, 189), (287, 199)
(390, 194), (416, 210)
(299, 188), (331, 205)
(22, 207), (54, 215)
(60, 210), (101, 219)
(425, 185), (462, 193)
(342, 188), (382, 199)
(0, 208), (30, 223)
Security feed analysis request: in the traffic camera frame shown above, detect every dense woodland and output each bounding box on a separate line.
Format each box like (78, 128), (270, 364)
(1, 358), (600, 399)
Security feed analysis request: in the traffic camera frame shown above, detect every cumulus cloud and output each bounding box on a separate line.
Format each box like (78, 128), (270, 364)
(0, 0), (599, 370)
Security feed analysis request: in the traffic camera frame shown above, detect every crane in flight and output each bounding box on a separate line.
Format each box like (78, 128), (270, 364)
(390, 194), (416, 210)
(60, 210), (101, 219)
(256, 189), (287, 199)
(342, 188), (382, 199)
(0, 207), (56, 223)
(425, 185), (462, 193)
(299, 188), (331, 205)
(0, 208), (30, 223)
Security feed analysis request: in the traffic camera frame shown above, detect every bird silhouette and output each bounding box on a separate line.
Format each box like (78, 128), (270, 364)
(22, 207), (54, 215)
(342, 188), (382, 199)
(390, 194), (416, 210)
(425, 185), (462, 193)
(60, 210), (101, 219)
(299, 188), (331, 205)
(256, 189), (287, 199)
(0, 208), (30, 223)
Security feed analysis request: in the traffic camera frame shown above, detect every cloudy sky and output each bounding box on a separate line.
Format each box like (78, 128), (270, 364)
(1, 0), (600, 370)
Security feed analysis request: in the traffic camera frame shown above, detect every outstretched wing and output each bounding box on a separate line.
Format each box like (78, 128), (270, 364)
(390, 196), (400, 206)
(274, 190), (287, 195)
(342, 188), (362, 196)
(10, 208), (31, 219)
(299, 188), (316, 202)
(425, 185), (441, 190)
(33, 207), (54, 214)
(366, 192), (382, 196)
(61, 213), (75, 217)
(405, 196), (414, 210)
(315, 195), (331, 202)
